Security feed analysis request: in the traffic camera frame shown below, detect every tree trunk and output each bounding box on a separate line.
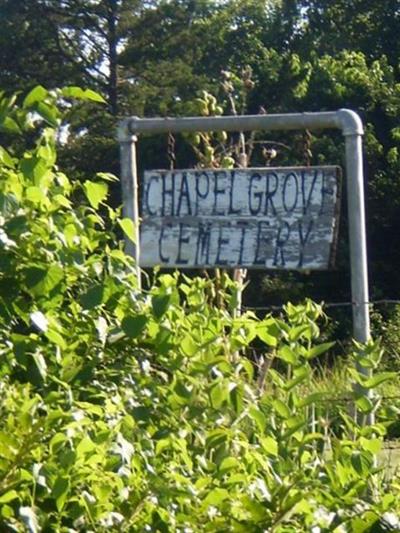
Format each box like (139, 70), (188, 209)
(106, 0), (119, 116)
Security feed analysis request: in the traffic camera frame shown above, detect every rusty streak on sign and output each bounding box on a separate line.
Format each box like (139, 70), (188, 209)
(140, 166), (341, 270)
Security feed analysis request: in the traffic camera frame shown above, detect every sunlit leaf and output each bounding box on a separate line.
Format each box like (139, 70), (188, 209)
(306, 341), (335, 359)
(202, 488), (229, 507)
(118, 218), (136, 243)
(84, 180), (108, 209)
(62, 86), (106, 103)
(260, 436), (278, 456)
(272, 399), (291, 418)
(24, 265), (63, 296)
(0, 490), (19, 504)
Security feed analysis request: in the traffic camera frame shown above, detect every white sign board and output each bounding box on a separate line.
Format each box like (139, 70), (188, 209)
(140, 166), (340, 269)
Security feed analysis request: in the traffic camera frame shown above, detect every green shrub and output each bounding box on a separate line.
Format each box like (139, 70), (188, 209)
(0, 88), (398, 531)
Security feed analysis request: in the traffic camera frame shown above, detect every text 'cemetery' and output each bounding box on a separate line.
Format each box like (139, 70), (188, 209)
(140, 167), (340, 269)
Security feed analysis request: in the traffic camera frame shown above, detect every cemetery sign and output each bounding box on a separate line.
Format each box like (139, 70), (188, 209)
(140, 166), (340, 270)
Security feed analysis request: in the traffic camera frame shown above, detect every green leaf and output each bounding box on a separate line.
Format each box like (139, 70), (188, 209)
(283, 366), (310, 391)
(35, 101), (59, 127)
(32, 351), (47, 380)
(62, 86), (106, 103)
(26, 186), (47, 205)
(80, 284), (105, 309)
(210, 381), (228, 409)
(83, 181), (108, 209)
(24, 265), (63, 296)
(173, 380), (192, 401)
(181, 335), (198, 356)
(297, 391), (329, 407)
(272, 399), (291, 418)
(361, 372), (396, 389)
(260, 436), (278, 456)
(359, 437), (382, 454)
(45, 329), (67, 350)
(121, 314), (147, 339)
(76, 436), (96, 457)
(241, 495), (269, 521)
(52, 477), (70, 512)
(355, 395), (374, 413)
(351, 451), (373, 476)
(289, 324), (311, 341)
(0, 490), (19, 504)
(306, 341), (335, 359)
(219, 456), (239, 474)
(351, 514), (380, 533)
(256, 325), (278, 347)
(206, 430), (228, 450)
(0, 146), (15, 168)
(277, 345), (297, 364)
(53, 194), (71, 209)
(202, 488), (230, 508)
(0, 116), (21, 134)
(23, 86), (48, 108)
(118, 218), (136, 243)
(152, 294), (171, 319)
(50, 433), (68, 454)
(249, 407), (266, 432)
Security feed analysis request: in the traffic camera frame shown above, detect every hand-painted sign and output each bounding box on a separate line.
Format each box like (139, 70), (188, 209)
(140, 166), (340, 269)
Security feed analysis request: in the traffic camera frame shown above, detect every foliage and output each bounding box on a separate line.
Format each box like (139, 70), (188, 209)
(3, 0), (400, 321)
(0, 90), (399, 531)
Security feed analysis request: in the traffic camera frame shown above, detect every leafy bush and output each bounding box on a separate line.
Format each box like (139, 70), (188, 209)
(0, 89), (399, 531)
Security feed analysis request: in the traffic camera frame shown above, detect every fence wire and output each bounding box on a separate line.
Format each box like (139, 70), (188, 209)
(244, 299), (400, 312)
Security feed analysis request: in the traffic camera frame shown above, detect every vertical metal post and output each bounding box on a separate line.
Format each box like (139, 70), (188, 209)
(118, 125), (141, 288)
(233, 146), (248, 318)
(344, 133), (370, 344)
(344, 131), (373, 424)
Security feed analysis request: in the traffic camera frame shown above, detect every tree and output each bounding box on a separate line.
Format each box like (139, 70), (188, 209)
(296, 0), (400, 68)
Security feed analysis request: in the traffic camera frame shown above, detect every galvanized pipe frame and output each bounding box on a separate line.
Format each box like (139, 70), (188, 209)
(118, 110), (372, 413)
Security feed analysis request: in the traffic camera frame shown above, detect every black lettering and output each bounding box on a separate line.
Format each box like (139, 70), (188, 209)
(213, 171), (227, 215)
(195, 222), (212, 265)
(282, 172), (298, 213)
(161, 173), (175, 216)
(158, 224), (171, 263)
(254, 221), (271, 265)
(176, 172), (192, 216)
(237, 221), (249, 265)
(319, 171), (335, 216)
(176, 223), (190, 264)
(273, 221), (291, 267)
(228, 171), (241, 214)
(195, 171), (210, 215)
(264, 172), (278, 215)
(298, 219), (314, 268)
(144, 175), (159, 216)
(215, 223), (230, 265)
(249, 173), (262, 215)
(301, 170), (318, 215)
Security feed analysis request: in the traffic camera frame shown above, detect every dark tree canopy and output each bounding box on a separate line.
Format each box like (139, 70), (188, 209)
(1, 0), (400, 321)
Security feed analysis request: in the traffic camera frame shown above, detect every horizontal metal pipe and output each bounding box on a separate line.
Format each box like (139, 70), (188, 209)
(121, 109), (363, 137)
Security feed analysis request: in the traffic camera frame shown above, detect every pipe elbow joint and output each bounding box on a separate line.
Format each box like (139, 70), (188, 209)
(118, 117), (139, 141)
(337, 109), (364, 136)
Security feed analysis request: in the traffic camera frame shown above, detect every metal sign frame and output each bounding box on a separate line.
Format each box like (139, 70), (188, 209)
(118, 109), (371, 394)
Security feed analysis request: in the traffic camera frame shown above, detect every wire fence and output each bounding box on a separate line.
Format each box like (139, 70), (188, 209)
(244, 299), (400, 312)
